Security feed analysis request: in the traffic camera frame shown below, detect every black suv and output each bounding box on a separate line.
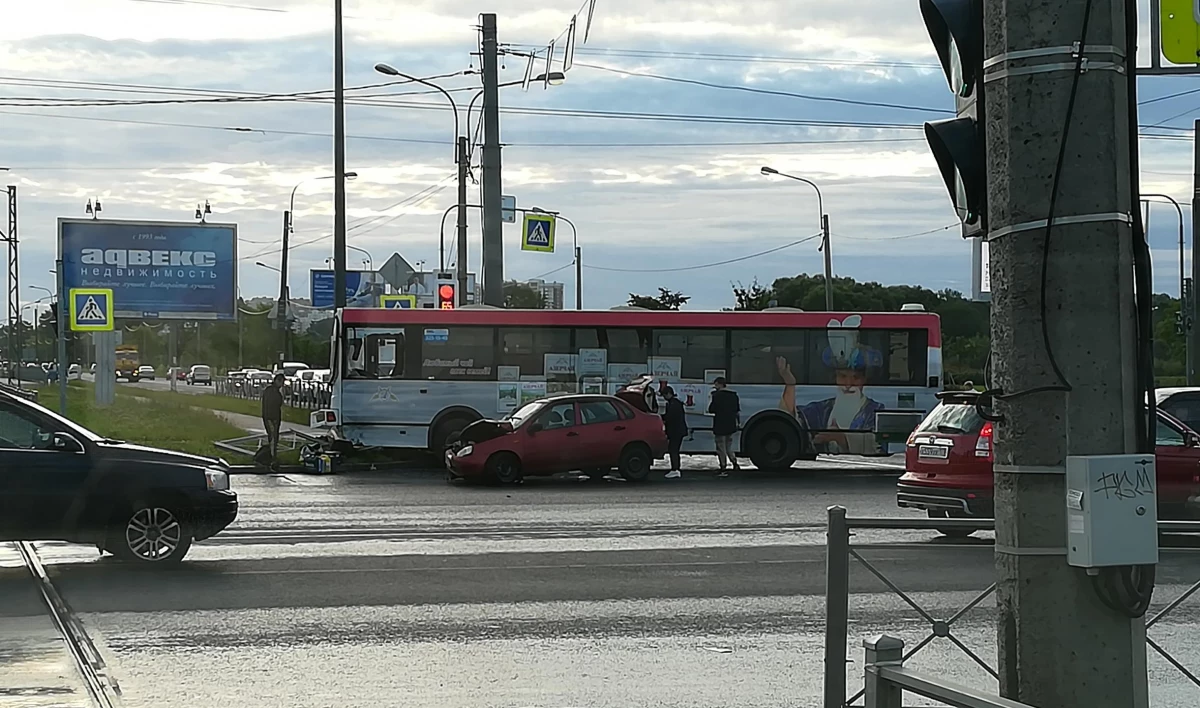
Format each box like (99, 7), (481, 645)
(0, 389), (238, 564)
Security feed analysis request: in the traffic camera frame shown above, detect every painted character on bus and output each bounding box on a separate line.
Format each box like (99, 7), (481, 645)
(775, 316), (885, 454)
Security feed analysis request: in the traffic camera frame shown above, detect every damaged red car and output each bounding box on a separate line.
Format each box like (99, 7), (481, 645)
(446, 382), (668, 484)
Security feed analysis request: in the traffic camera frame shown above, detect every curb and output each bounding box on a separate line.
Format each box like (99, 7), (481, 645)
(228, 459), (437, 475)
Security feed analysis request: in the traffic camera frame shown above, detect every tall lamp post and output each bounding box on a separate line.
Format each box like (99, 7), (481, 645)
(760, 166), (834, 311)
(283, 172), (356, 358)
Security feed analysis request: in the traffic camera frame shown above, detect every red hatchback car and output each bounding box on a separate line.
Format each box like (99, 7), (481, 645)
(897, 391), (1200, 536)
(446, 393), (669, 484)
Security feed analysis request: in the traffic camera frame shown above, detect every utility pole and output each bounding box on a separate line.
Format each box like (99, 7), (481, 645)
(480, 13), (503, 306)
(456, 135), (470, 306)
(278, 211), (292, 363)
(575, 245), (582, 310)
(55, 259), (66, 414)
(1191, 118), (1200, 385)
(820, 214), (833, 310)
(985, 0), (1147, 705)
(332, 0), (348, 310)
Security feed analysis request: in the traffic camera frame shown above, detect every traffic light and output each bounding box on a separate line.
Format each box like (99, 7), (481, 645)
(48, 302), (59, 337)
(920, 0), (987, 237)
(436, 280), (456, 310)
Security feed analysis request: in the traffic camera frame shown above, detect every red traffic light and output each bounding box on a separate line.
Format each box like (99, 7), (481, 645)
(437, 282), (456, 309)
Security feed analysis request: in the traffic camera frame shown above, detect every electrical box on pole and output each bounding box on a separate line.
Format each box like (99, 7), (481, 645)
(920, 0), (987, 238)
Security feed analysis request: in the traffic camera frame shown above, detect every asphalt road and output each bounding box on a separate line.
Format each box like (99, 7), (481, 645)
(4, 472), (1200, 707)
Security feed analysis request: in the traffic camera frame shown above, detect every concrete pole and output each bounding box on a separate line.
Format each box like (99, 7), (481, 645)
(456, 135), (469, 306)
(821, 214), (833, 310)
(278, 210), (291, 362)
(985, 1), (1147, 706)
(332, 0), (348, 309)
(55, 259), (66, 414)
(1191, 119), (1200, 385)
(480, 13), (503, 306)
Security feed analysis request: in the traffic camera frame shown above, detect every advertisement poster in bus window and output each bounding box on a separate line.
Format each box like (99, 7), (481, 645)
(498, 366), (520, 382)
(649, 356), (681, 382)
(497, 383), (519, 412)
(678, 383), (708, 413)
(607, 362), (648, 394)
(704, 369), (726, 384)
(545, 353), (577, 395)
(520, 380), (547, 405)
(776, 314), (886, 454)
(577, 348), (608, 377)
(582, 377), (604, 395)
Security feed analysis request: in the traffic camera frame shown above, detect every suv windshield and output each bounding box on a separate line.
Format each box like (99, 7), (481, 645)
(916, 400), (986, 435)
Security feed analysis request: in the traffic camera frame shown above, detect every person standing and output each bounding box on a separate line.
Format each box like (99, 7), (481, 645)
(260, 373), (285, 470)
(708, 377), (741, 477)
(661, 386), (688, 479)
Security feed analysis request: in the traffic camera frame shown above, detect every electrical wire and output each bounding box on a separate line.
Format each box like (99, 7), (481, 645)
(833, 223), (960, 241)
(993, 0), (1095, 403)
(583, 232), (822, 273)
(507, 43), (943, 70)
(574, 62), (952, 115)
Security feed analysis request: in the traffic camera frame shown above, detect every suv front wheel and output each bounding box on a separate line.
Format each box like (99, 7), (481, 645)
(107, 502), (194, 564)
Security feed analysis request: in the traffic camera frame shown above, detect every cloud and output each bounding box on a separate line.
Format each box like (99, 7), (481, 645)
(0, 0), (1196, 318)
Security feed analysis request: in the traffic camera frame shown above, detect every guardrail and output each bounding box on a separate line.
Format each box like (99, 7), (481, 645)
(824, 506), (1200, 708)
(214, 377), (331, 410)
(862, 635), (1034, 708)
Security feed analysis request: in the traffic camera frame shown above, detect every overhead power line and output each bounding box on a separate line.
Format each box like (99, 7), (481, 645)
(585, 233), (823, 273)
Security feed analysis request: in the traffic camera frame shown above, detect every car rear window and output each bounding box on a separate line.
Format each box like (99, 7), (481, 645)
(915, 400), (986, 435)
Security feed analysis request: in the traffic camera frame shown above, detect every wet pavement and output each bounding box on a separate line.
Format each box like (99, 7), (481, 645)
(3, 469), (1200, 707)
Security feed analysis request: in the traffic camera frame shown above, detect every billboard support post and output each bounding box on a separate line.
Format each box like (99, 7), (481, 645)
(56, 259), (67, 414)
(168, 326), (177, 393)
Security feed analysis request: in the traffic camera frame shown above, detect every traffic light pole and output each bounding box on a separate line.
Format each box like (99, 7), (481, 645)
(1191, 119), (1200, 385)
(984, 0), (1148, 705)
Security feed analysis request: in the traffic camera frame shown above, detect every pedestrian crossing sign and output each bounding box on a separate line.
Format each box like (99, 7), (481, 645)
(521, 213), (556, 253)
(380, 294), (417, 309)
(69, 288), (114, 332)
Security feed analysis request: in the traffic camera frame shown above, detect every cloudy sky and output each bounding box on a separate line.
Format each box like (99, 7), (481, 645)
(2, 0), (1198, 313)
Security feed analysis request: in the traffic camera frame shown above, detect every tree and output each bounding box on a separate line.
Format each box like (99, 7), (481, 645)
(504, 281), (547, 309)
(732, 279), (773, 311)
(628, 288), (690, 310)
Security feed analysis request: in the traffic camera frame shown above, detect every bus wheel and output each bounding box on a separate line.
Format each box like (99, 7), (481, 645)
(486, 452), (523, 485)
(431, 416), (473, 455)
(746, 419), (800, 471)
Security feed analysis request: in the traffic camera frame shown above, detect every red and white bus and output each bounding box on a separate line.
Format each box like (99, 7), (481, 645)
(317, 306), (943, 468)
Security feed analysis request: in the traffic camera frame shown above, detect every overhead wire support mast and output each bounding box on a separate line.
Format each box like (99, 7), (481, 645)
(5, 186), (16, 382)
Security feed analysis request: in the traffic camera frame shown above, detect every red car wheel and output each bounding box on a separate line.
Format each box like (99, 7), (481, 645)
(486, 451), (523, 485)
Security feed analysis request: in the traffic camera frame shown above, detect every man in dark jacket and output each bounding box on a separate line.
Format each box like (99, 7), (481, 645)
(661, 386), (688, 479)
(708, 377), (741, 476)
(260, 373), (285, 469)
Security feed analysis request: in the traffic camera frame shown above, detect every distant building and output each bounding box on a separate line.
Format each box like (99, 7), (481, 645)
(524, 279), (565, 310)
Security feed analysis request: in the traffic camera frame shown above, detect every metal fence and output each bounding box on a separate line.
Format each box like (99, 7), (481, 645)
(214, 377), (331, 411)
(824, 505), (1200, 708)
(862, 635), (1034, 708)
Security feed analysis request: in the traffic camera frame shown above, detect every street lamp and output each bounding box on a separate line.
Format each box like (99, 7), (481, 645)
(290, 172), (358, 219)
(531, 207), (581, 310)
(1143, 193), (1189, 380)
(761, 165), (833, 311)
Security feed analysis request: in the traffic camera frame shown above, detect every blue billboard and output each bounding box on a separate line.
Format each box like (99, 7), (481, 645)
(59, 218), (238, 321)
(310, 269), (386, 309)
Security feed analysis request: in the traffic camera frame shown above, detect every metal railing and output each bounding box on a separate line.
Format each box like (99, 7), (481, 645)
(824, 506), (1200, 708)
(215, 377), (331, 410)
(862, 635), (1034, 708)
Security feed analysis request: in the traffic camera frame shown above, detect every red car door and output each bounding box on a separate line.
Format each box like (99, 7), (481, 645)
(521, 401), (580, 474)
(1153, 412), (1200, 514)
(577, 399), (628, 468)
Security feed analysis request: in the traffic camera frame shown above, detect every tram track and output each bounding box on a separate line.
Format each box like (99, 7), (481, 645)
(16, 541), (122, 708)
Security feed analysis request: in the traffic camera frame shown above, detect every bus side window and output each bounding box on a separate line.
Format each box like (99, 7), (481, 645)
(365, 330), (405, 379)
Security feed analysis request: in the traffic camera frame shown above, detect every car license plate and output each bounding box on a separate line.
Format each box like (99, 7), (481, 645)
(918, 445), (949, 459)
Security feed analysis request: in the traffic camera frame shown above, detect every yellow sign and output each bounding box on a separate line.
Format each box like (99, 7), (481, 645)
(521, 213), (556, 253)
(1161, 0), (1200, 64)
(380, 294), (417, 309)
(69, 288), (114, 332)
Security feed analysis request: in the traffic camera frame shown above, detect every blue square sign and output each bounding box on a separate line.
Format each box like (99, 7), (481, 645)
(69, 288), (114, 331)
